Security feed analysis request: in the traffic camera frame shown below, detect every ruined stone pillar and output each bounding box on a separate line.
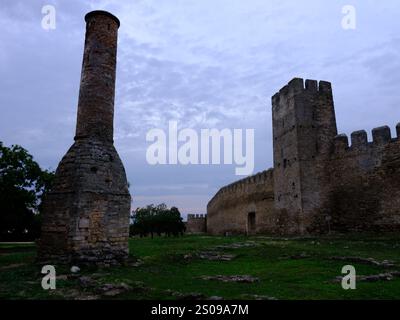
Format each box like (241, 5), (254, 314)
(75, 11), (119, 143)
(38, 11), (131, 266)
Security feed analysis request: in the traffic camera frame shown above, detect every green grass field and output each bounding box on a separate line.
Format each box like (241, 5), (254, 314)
(1, 234), (400, 300)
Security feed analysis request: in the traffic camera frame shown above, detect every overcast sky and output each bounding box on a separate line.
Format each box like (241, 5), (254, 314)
(1, 0), (400, 218)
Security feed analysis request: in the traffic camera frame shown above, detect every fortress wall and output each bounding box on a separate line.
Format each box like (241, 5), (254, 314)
(186, 214), (207, 234)
(207, 170), (275, 235)
(206, 77), (400, 236)
(316, 125), (400, 232)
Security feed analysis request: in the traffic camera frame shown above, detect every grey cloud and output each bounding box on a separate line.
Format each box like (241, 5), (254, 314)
(1, 0), (400, 216)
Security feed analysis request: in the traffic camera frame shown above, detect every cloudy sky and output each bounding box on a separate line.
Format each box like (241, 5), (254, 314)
(1, 0), (400, 218)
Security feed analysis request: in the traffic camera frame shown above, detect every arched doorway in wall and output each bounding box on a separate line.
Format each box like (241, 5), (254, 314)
(247, 212), (256, 235)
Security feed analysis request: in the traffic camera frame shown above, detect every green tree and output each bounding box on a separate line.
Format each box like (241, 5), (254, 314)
(130, 204), (185, 238)
(0, 142), (54, 241)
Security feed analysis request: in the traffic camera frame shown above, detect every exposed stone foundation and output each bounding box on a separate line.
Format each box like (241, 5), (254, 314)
(38, 140), (130, 265)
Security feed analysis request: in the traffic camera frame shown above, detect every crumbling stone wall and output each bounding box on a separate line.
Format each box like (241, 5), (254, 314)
(207, 78), (400, 236)
(186, 214), (207, 234)
(38, 11), (131, 266)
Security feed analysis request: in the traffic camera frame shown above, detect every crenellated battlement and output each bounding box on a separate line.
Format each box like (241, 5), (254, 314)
(332, 123), (399, 155)
(187, 214), (207, 220)
(186, 214), (207, 234)
(208, 169), (273, 207)
(272, 78), (333, 110)
(221, 169), (273, 193)
(207, 77), (400, 236)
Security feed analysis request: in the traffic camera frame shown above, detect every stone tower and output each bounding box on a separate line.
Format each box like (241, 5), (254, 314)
(38, 11), (131, 266)
(272, 78), (337, 234)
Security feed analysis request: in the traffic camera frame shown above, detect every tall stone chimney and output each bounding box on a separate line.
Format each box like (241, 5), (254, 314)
(75, 11), (119, 143)
(38, 11), (131, 266)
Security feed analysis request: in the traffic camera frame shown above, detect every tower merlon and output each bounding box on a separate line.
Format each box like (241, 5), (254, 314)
(318, 81), (332, 94)
(351, 130), (368, 149)
(287, 78), (304, 95)
(334, 134), (349, 152)
(396, 122), (400, 138)
(305, 79), (318, 92)
(372, 126), (392, 145)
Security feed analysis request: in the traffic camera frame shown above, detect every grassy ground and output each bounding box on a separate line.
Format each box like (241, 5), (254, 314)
(1, 234), (400, 300)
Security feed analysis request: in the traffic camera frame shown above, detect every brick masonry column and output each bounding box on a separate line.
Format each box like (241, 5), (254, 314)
(75, 11), (120, 142)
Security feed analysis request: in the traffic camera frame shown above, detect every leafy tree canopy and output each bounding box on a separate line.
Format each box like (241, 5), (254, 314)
(130, 204), (186, 238)
(0, 141), (54, 241)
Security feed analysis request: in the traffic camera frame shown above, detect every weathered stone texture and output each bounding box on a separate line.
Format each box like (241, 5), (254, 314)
(207, 170), (275, 235)
(186, 214), (207, 234)
(38, 11), (131, 265)
(320, 130), (400, 233)
(207, 78), (400, 235)
(75, 11), (120, 143)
